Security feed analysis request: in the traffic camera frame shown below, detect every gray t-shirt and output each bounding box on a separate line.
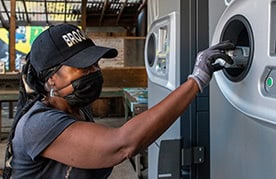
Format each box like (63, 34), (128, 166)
(11, 101), (112, 178)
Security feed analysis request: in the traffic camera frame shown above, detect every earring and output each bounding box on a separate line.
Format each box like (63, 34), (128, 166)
(50, 88), (55, 97)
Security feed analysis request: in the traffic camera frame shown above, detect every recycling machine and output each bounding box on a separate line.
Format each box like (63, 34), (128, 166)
(145, 0), (210, 178)
(210, 0), (276, 178)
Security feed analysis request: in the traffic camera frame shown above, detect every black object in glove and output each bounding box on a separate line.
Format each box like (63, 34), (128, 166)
(188, 41), (235, 92)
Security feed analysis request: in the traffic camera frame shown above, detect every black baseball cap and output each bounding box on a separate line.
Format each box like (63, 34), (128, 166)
(29, 23), (118, 78)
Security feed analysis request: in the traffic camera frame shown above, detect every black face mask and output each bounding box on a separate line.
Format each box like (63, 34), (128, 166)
(63, 70), (103, 107)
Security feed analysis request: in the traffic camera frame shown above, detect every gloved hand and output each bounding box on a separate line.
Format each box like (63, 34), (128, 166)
(188, 41), (235, 92)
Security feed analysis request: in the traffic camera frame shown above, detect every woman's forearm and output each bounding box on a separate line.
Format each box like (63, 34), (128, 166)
(120, 78), (200, 156)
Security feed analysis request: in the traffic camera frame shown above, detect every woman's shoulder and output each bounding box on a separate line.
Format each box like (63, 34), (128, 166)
(14, 101), (77, 159)
(18, 101), (76, 135)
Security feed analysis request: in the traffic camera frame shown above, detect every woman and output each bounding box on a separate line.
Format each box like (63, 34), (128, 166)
(3, 23), (234, 178)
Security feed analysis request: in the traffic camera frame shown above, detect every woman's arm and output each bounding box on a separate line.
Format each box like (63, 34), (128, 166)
(41, 78), (199, 169)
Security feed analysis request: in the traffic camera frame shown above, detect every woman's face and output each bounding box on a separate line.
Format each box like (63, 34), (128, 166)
(47, 64), (100, 97)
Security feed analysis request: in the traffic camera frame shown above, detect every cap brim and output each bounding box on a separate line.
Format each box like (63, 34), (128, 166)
(62, 45), (118, 68)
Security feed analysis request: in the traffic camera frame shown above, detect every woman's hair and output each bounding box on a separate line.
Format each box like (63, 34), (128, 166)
(3, 54), (46, 178)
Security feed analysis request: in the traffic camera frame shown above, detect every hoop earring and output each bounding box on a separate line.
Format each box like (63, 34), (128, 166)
(50, 88), (55, 97)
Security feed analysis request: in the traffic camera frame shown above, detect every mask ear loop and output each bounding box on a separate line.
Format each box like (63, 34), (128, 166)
(50, 88), (55, 97)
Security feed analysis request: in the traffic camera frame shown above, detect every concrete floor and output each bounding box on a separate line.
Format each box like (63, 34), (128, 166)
(0, 104), (148, 179)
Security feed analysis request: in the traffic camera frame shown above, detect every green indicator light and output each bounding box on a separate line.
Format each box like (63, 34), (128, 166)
(267, 77), (274, 87)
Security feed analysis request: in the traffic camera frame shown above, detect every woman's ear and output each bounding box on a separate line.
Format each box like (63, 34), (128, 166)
(44, 77), (55, 92)
(44, 82), (51, 92)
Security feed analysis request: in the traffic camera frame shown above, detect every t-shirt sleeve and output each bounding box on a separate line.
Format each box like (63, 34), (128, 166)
(20, 106), (76, 160)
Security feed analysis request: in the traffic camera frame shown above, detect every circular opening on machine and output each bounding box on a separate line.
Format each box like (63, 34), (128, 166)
(147, 33), (156, 67)
(220, 15), (254, 82)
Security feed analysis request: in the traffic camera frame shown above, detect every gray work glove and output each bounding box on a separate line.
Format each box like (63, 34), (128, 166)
(188, 41), (235, 92)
